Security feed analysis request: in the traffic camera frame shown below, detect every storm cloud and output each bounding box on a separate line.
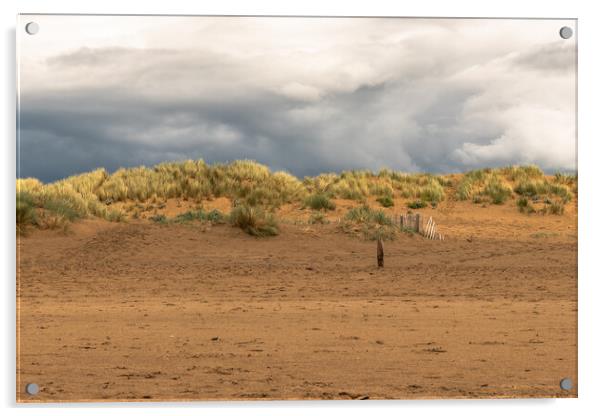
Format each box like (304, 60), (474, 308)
(17, 16), (577, 182)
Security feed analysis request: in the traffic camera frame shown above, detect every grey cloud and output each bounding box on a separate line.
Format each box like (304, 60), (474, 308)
(18, 20), (577, 183)
(514, 42), (575, 73)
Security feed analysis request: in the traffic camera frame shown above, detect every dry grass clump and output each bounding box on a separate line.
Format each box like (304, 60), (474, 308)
(229, 204), (279, 237)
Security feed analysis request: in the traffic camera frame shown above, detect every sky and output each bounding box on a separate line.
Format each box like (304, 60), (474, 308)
(17, 16), (577, 182)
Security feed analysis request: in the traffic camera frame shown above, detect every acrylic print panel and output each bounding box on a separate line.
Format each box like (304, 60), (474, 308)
(16, 15), (577, 402)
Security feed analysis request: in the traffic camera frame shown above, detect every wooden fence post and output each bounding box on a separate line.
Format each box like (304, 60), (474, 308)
(377, 238), (384, 268)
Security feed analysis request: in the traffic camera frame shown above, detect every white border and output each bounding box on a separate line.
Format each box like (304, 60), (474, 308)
(2, 1), (601, 415)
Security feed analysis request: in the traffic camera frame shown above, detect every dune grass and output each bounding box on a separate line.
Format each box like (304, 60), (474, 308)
(457, 165), (574, 213)
(407, 200), (427, 209)
(457, 168), (512, 205)
(341, 205), (397, 241)
(173, 209), (226, 224)
(16, 160), (576, 234)
(376, 195), (394, 208)
(229, 204), (279, 237)
(304, 193), (336, 211)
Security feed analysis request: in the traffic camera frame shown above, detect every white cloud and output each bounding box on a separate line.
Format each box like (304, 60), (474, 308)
(279, 82), (323, 102)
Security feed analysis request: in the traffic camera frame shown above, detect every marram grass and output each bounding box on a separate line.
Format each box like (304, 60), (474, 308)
(16, 160), (576, 233)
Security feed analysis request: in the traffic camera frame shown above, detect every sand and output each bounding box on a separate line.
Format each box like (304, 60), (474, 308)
(16, 200), (577, 402)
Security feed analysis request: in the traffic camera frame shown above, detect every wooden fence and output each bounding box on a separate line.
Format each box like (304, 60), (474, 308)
(400, 213), (444, 240)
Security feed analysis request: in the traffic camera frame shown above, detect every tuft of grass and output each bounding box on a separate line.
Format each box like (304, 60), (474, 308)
(419, 179), (445, 203)
(304, 193), (335, 211)
(308, 212), (328, 224)
(483, 179), (512, 205)
(517, 197), (535, 214)
(342, 205), (396, 240)
(16, 192), (37, 235)
(149, 214), (168, 224)
(376, 195), (394, 208)
(513, 180), (547, 197)
(229, 205), (279, 237)
(42, 198), (83, 221)
(500, 165), (544, 182)
(458, 170), (511, 204)
(345, 205), (393, 226)
(548, 200), (565, 215)
(173, 209), (225, 224)
(35, 211), (71, 233)
(407, 200), (427, 209)
(345, 205), (372, 223)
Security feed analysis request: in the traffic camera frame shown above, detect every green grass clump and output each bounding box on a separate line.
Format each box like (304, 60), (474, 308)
(407, 200), (427, 209)
(376, 195), (394, 208)
(513, 180), (548, 197)
(514, 179), (572, 208)
(342, 205), (396, 240)
(16, 192), (37, 234)
(345, 205), (393, 226)
(42, 198), (84, 221)
(547, 183), (572, 202)
(344, 205), (371, 223)
(457, 169), (511, 204)
(304, 193), (336, 211)
(173, 209), (225, 224)
(517, 197), (535, 214)
(418, 179), (445, 203)
(483, 179), (512, 205)
(211, 161), (305, 208)
(229, 205), (279, 237)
